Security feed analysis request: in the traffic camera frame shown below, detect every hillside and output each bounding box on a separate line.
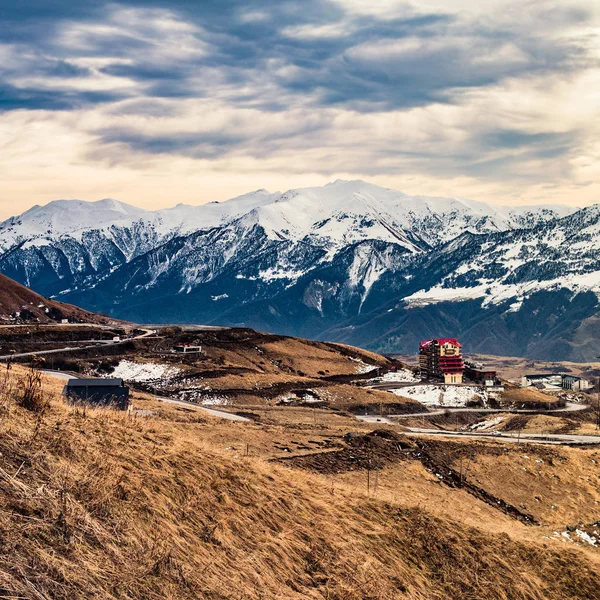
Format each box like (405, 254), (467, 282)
(0, 273), (115, 325)
(1, 366), (599, 599)
(3, 180), (597, 360)
(8, 324), (422, 415)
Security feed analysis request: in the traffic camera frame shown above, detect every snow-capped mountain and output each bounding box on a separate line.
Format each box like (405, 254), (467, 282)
(1, 180), (571, 251)
(1, 179), (593, 360)
(0, 198), (149, 250)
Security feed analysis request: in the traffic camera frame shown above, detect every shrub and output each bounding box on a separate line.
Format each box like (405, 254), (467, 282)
(16, 364), (47, 412)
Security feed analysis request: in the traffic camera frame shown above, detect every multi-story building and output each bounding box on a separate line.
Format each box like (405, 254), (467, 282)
(419, 338), (464, 384)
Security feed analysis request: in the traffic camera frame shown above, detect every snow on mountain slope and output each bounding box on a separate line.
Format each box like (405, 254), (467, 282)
(0, 199), (150, 250)
(405, 205), (600, 309)
(0, 190), (280, 251)
(241, 180), (575, 250)
(1, 179), (574, 303)
(141, 189), (281, 238)
(0, 180), (590, 361)
(1, 180), (575, 253)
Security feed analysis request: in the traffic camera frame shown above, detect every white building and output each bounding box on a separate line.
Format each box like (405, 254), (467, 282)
(521, 373), (591, 392)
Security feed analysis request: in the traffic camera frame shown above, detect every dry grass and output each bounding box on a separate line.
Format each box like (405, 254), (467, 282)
(260, 339), (385, 377)
(446, 443), (600, 527)
(1, 366), (600, 599)
(500, 386), (562, 408)
(317, 384), (422, 413)
(190, 335), (387, 380)
(328, 460), (524, 536)
(199, 371), (319, 391)
(119, 333), (391, 403)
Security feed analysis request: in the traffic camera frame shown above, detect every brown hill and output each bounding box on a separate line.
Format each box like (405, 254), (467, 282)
(0, 365), (599, 600)
(0, 273), (116, 324)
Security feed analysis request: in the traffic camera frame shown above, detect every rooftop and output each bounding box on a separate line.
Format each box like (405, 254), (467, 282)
(66, 378), (125, 387)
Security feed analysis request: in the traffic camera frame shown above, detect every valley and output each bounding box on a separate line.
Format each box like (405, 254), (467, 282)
(3, 330), (600, 598)
(2, 274), (600, 598)
(3, 1), (598, 597)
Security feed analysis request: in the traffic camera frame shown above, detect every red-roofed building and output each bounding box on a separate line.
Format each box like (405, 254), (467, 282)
(419, 338), (464, 384)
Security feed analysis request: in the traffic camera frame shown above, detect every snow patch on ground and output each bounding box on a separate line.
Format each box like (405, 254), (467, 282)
(554, 529), (599, 547)
(111, 360), (181, 382)
(349, 357), (379, 374)
(575, 529), (599, 546)
(466, 416), (504, 431)
(392, 384), (486, 407)
(379, 369), (420, 383)
(277, 390), (323, 404)
(201, 395), (229, 406)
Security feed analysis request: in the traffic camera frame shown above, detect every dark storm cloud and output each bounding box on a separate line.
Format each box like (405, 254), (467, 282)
(97, 128), (247, 159)
(0, 0), (591, 112)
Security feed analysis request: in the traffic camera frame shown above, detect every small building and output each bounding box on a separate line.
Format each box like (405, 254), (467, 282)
(521, 373), (590, 392)
(521, 374), (562, 390)
(63, 378), (130, 410)
(464, 362), (497, 386)
(420, 338), (464, 384)
(561, 375), (591, 392)
(173, 344), (202, 354)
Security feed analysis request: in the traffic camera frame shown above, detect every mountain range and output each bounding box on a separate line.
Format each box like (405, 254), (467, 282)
(1, 179), (597, 361)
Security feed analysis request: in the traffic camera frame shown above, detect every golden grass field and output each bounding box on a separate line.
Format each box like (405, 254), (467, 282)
(499, 386), (564, 407)
(1, 364), (600, 599)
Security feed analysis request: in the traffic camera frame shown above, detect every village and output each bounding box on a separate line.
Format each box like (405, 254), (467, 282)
(0, 287), (594, 410)
(4, 318), (600, 600)
(0, 297), (598, 451)
(30, 332), (594, 419)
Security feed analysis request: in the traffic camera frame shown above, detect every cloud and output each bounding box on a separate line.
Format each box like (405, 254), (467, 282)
(1, 0), (593, 113)
(0, 0), (598, 217)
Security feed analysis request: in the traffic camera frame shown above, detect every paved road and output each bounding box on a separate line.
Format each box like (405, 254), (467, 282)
(42, 370), (76, 381)
(140, 324), (230, 331)
(0, 323), (118, 330)
(405, 427), (600, 446)
(355, 415), (600, 445)
(154, 395), (251, 422)
(361, 402), (589, 420)
(0, 327), (155, 360)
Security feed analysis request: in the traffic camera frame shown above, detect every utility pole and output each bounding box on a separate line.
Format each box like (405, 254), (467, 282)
(597, 375), (600, 431)
(593, 358), (600, 432)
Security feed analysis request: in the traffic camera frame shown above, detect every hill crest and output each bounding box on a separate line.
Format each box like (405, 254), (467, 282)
(0, 273), (115, 325)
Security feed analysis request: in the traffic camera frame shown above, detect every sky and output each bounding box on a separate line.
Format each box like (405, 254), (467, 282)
(0, 0), (599, 218)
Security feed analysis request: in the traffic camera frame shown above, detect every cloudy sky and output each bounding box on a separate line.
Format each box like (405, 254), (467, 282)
(0, 0), (598, 218)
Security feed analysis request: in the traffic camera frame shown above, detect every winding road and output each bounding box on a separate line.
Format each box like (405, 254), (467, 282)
(354, 417), (600, 445)
(0, 327), (156, 361)
(360, 402), (589, 420)
(153, 395), (250, 422)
